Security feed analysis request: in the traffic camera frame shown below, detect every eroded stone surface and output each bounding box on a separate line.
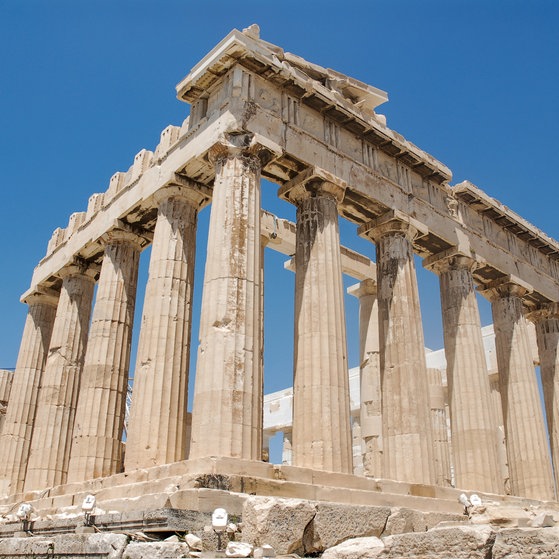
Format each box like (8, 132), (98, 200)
(322, 536), (385, 559)
(382, 525), (495, 558)
(0, 533), (128, 559)
(304, 503), (390, 553)
(123, 541), (189, 559)
(492, 527), (559, 558)
(241, 496), (316, 554)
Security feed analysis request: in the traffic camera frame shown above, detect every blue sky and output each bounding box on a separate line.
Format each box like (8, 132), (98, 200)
(0, 0), (557, 400)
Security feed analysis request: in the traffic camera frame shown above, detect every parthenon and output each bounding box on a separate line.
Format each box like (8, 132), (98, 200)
(1, 25), (558, 531)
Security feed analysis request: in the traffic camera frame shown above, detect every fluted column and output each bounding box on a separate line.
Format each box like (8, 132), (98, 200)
(359, 210), (434, 485)
(189, 147), (262, 460)
(24, 263), (95, 491)
(67, 229), (143, 482)
(348, 279), (382, 478)
(425, 252), (501, 493)
(0, 370), (12, 435)
(0, 291), (58, 496)
(125, 184), (209, 470)
(288, 181), (352, 473)
(282, 429), (293, 465)
(428, 368), (452, 487)
(485, 278), (555, 500)
(529, 302), (559, 495)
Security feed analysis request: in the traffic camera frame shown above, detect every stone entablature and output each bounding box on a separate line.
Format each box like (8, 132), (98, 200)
(1, 26), (558, 506)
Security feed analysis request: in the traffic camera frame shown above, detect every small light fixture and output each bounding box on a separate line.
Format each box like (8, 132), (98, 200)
(81, 495), (96, 527)
(470, 494), (482, 507)
(16, 503), (33, 532)
(458, 493), (471, 513)
(212, 507), (228, 551)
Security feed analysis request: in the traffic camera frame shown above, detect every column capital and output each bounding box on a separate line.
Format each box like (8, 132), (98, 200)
(100, 221), (151, 250)
(347, 278), (377, 299)
(278, 167), (346, 206)
(208, 135), (269, 171)
(423, 247), (479, 275)
(479, 275), (533, 303)
(58, 258), (98, 282)
(526, 301), (559, 323)
(153, 177), (212, 210)
(358, 210), (428, 244)
(22, 286), (60, 308)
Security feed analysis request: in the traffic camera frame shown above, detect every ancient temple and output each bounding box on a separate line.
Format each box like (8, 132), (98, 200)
(1, 26), (558, 527)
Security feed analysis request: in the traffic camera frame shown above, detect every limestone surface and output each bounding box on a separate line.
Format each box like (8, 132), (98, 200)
(304, 502), (390, 553)
(241, 496), (316, 554)
(321, 536), (385, 559)
(0, 533), (129, 559)
(492, 527), (559, 558)
(382, 524), (495, 558)
(123, 541), (189, 559)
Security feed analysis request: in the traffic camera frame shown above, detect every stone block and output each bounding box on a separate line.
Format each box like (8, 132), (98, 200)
(47, 227), (66, 253)
(469, 503), (531, 527)
(382, 525), (495, 558)
(86, 192), (105, 220)
(530, 512), (556, 527)
(304, 503), (390, 553)
(384, 507), (427, 535)
(96, 493), (172, 514)
(225, 541), (253, 557)
(492, 527), (559, 558)
(321, 536), (385, 559)
(169, 488), (246, 515)
(241, 496), (316, 554)
(123, 541), (189, 559)
(424, 511), (468, 530)
(155, 125), (181, 159)
(0, 533), (129, 559)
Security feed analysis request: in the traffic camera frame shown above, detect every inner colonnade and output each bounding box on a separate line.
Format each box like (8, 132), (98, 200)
(1, 27), (558, 506)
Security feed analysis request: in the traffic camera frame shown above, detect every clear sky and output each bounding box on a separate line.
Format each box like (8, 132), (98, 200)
(0, 0), (557, 402)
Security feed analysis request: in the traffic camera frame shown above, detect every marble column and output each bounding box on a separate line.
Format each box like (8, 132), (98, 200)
(290, 181), (352, 473)
(485, 278), (555, 500)
(67, 230), (143, 482)
(0, 291), (58, 496)
(0, 370), (12, 435)
(529, 302), (559, 495)
(428, 368), (452, 487)
(189, 148), (262, 460)
(125, 184), (209, 470)
(347, 279), (383, 478)
(24, 263), (95, 491)
(359, 211), (434, 485)
(425, 252), (501, 493)
(282, 429), (293, 465)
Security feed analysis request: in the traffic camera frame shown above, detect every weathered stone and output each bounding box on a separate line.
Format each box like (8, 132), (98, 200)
(529, 511), (557, 528)
(468, 504), (531, 527)
(321, 536), (385, 559)
(425, 253), (502, 493)
(288, 182), (353, 473)
(241, 496), (316, 554)
(383, 507), (427, 535)
(304, 503), (390, 553)
(487, 280), (555, 500)
(225, 541), (253, 557)
(260, 544), (276, 557)
(186, 533), (203, 550)
(359, 212), (434, 485)
(0, 533), (129, 559)
(492, 527), (559, 558)
(424, 511), (468, 530)
(382, 525), (495, 558)
(123, 541), (189, 559)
